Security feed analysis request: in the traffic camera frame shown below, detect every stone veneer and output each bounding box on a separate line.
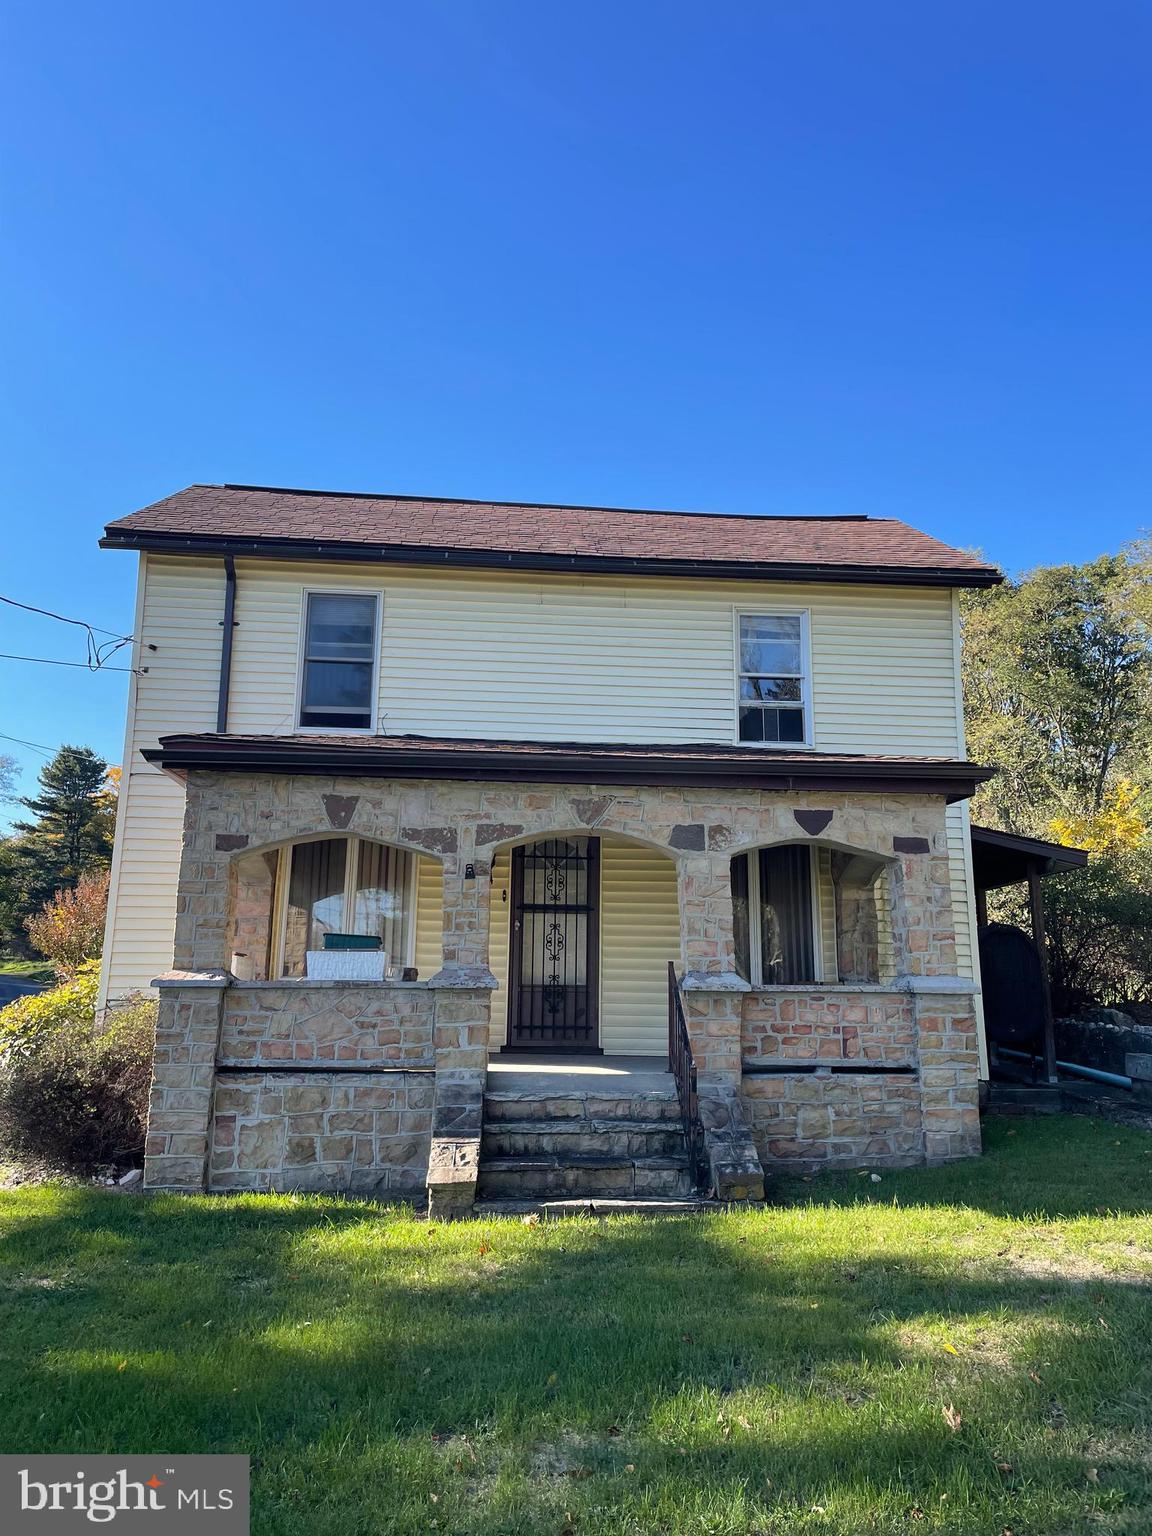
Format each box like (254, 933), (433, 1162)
(143, 770), (983, 1205)
(739, 984), (981, 1168)
(742, 989), (916, 1065)
(219, 982), (434, 1067)
(210, 1070), (433, 1194)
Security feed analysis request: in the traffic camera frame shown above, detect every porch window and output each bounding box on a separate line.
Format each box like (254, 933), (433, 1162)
(736, 612), (809, 744)
(275, 836), (414, 977)
(298, 591), (378, 730)
(731, 845), (818, 985)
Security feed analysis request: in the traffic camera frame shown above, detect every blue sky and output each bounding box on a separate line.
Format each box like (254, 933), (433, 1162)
(1, 1), (1149, 821)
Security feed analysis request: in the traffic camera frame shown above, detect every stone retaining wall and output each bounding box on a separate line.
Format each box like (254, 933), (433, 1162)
(209, 1070), (433, 1194)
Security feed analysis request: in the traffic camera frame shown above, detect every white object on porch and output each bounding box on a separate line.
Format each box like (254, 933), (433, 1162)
(305, 949), (389, 981)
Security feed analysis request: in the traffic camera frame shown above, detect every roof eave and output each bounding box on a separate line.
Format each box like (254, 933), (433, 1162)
(143, 735), (995, 803)
(100, 529), (1003, 589)
(969, 824), (1090, 882)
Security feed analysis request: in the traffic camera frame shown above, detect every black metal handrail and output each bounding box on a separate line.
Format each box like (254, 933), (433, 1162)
(667, 962), (706, 1191)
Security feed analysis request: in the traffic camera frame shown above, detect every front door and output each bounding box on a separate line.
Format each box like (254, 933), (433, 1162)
(508, 836), (600, 1051)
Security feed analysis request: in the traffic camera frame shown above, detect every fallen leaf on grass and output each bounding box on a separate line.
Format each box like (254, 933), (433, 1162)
(477, 1242), (491, 1256)
(941, 1341), (960, 1356)
(116, 1360), (127, 1372)
(736, 1415), (753, 1431)
(941, 1403), (962, 1433)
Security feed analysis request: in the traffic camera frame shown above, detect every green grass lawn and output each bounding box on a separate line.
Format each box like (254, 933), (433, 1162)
(1, 1116), (1150, 1536)
(0, 958), (55, 981)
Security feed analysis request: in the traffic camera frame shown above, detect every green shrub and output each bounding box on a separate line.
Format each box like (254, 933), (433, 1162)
(0, 959), (101, 1051)
(0, 964), (156, 1171)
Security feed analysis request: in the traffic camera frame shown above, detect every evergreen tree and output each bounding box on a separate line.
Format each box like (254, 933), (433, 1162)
(12, 746), (114, 893)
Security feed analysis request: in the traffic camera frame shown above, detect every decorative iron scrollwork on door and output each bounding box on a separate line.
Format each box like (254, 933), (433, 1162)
(509, 837), (600, 1050)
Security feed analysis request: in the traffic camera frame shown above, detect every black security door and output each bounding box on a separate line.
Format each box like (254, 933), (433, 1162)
(508, 837), (600, 1051)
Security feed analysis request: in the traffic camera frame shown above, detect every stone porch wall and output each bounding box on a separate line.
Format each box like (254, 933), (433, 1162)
(219, 982), (434, 1067)
(742, 1072), (925, 1168)
(742, 989), (916, 1065)
(737, 980), (980, 1170)
(209, 1070), (433, 1194)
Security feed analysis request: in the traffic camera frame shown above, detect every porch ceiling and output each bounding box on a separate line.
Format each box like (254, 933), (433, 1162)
(145, 731), (994, 801)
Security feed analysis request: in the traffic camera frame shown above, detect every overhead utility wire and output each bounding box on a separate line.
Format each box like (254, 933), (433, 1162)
(0, 731), (55, 758)
(0, 652), (134, 672)
(0, 593), (135, 671)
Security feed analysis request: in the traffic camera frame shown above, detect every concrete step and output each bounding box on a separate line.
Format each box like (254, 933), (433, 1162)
(483, 1091), (682, 1124)
(482, 1117), (687, 1159)
(474, 1197), (723, 1218)
(476, 1152), (694, 1200)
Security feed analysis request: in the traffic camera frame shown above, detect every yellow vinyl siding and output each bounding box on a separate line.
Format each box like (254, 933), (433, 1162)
(876, 873), (898, 984)
(488, 848), (512, 1045)
(599, 838), (680, 1056)
(412, 855), (444, 980)
(224, 560), (961, 755)
(99, 555), (224, 1006)
(815, 848), (838, 981)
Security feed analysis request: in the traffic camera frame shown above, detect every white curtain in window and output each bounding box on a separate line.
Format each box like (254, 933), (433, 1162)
(283, 839), (348, 977)
(352, 841), (412, 965)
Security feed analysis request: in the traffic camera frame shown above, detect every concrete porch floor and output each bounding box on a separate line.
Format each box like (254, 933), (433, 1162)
(486, 1053), (672, 1096)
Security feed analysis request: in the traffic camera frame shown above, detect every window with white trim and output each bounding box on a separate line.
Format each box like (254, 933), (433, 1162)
(298, 592), (378, 730)
(731, 846), (819, 985)
(736, 612), (808, 744)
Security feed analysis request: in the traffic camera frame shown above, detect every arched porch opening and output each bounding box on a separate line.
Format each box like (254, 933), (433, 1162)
(729, 839), (896, 988)
(229, 832), (445, 982)
(486, 827), (680, 1058)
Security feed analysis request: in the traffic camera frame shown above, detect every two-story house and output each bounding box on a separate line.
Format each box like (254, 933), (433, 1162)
(99, 485), (1000, 1212)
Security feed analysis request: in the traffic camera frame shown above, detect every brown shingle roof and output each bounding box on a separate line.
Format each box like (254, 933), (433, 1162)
(103, 484), (1000, 587)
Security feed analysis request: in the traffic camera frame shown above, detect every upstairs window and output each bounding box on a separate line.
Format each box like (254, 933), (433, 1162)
(737, 612), (809, 744)
(299, 592), (378, 730)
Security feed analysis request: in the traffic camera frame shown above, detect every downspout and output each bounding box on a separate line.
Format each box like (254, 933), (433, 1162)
(216, 555), (236, 734)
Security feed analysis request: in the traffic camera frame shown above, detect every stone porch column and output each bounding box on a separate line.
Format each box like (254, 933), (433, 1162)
(888, 834), (982, 1163)
(144, 971), (231, 1191)
(426, 838), (498, 1217)
(675, 852), (763, 1202)
(901, 977), (982, 1162)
